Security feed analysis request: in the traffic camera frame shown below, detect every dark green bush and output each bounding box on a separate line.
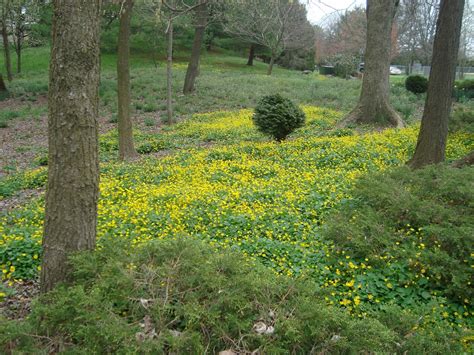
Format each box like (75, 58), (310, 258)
(405, 75), (428, 94)
(449, 105), (474, 133)
(253, 94), (305, 141)
(0, 238), (404, 353)
(323, 165), (474, 309)
(454, 79), (474, 101)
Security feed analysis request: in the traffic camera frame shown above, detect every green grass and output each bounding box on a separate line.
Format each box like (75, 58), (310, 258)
(0, 47), (425, 125)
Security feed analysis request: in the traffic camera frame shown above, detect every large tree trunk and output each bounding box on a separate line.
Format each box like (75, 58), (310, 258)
(339, 0), (403, 128)
(267, 55), (275, 75)
(117, 0), (137, 160)
(1, 21), (13, 81)
(183, 1), (207, 95)
(40, 0), (101, 293)
(408, 0), (465, 169)
(247, 44), (255, 66)
(166, 20), (174, 124)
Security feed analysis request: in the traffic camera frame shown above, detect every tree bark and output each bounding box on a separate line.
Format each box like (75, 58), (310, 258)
(14, 6), (23, 74)
(183, 1), (207, 95)
(117, 0), (137, 160)
(408, 0), (465, 169)
(40, 0), (101, 293)
(16, 41), (21, 74)
(267, 55), (275, 75)
(1, 21), (13, 81)
(166, 19), (174, 124)
(247, 43), (255, 66)
(339, 0), (404, 128)
(0, 73), (7, 92)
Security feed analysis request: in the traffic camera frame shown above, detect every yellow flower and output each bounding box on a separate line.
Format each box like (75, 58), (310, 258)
(345, 279), (355, 288)
(340, 299), (352, 306)
(354, 296), (361, 306)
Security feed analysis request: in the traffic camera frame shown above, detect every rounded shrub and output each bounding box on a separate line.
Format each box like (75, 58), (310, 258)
(253, 94), (305, 141)
(405, 75), (428, 94)
(454, 79), (474, 101)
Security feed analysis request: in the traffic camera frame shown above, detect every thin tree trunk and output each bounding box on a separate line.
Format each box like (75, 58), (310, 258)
(40, 0), (101, 293)
(117, 0), (137, 160)
(408, 0), (465, 169)
(183, 1), (207, 95)
(0, 73), (7, 92)
(1, 21), (13, 81)
(16, 43), (21, 74)
(267, 55), (274, 75)
(247, 43), (255, 66)
(166, 19), (173, 124)
(15, 8), (22, 74)
(339, 0), (403, 128)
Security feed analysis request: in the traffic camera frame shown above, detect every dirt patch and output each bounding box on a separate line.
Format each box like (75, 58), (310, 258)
(0, 188), (44, 211)
(1, 279), (39, 320)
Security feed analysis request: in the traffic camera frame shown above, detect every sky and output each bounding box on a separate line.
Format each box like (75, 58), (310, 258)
(305, 0), (366, 26)
(305, 0), (474, 26)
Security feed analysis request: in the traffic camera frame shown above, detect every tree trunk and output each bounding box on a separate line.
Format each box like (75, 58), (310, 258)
(267, 55), (274, 75)
(0, 73), (7, 92)
(15, 8), (22, 74)
(408, 0), (465, 169)
(166, 19), (174, 124)
(117, 0), (137, 161)
(183, 2), (207, 95)
(40, 0), (101, 293)
(247, 43), (255, 66)
(1, 21), (13, 81)
(16, 42), (21, 74)
(339, 0), (403, 128)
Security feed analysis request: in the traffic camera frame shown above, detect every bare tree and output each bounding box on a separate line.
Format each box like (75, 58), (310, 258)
(161, 0), (206, 123)
(397, 0), (440, 69)
(117, 0), (138, 160)
(408, 0), (465, 169)
(40, 0), (102, 293)
(324, 7), (367, 59)
(339, 0), (404, 128)
(8, 0), (27, 74)
(1, 0), (13, 81)
(458, 2), (473, 79)
(224, 0), (314, 75)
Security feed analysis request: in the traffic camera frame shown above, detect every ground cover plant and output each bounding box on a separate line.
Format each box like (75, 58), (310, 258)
(1, 47), (473, 352)
(1, 107), (473, 336)
(0, 238), (466, 353)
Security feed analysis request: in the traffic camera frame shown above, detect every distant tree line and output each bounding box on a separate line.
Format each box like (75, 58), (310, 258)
(314, 0), (473, 74)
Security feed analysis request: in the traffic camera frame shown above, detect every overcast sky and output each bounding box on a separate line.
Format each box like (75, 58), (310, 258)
(305, 0), (473, 26)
